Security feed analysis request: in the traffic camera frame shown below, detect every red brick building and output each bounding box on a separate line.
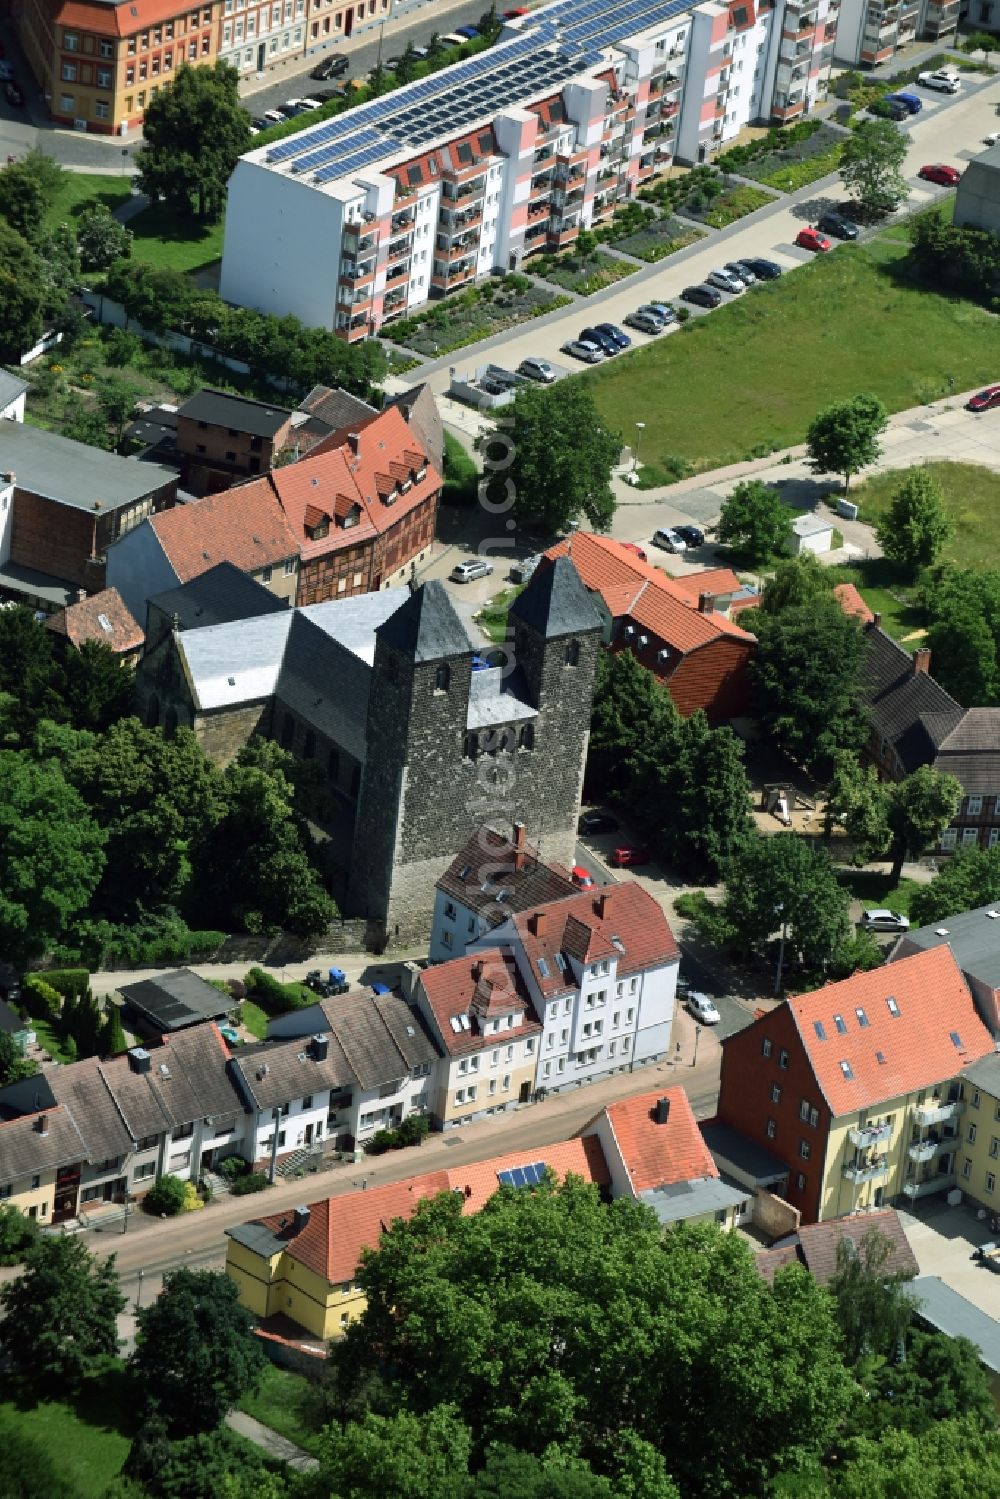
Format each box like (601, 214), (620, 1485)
(545, 533), (755, 720)
(268, 405), (441, 604)
(173, 388), (295, 496)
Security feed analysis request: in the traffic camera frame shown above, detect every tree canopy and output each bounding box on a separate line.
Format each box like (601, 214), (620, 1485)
(922, 566), (1000, 707)
(714, 479), (793, 563)
(750, 593), (868, 772)
(0, 1235), (125, 1387)
(0, 220), (46, 360)
(875, 469), (952, 578)
(76, 203), (134, 270)
(130, 1268), (266, 1436)
(136, 63), (252, 221)
(885, 763), (962, 883)
(806, 394), (888, 493)
(910, 844), (1000, 926)
(839, 120), (909, 218)
(824, 757), (962, 884)
(486, 383), (621, 534)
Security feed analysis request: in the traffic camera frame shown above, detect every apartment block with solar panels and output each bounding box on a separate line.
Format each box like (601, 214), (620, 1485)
(220, 0), (837, 341)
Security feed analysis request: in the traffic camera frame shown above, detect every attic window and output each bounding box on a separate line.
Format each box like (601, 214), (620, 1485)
(459, 1014), (471, 1031)
(950, 1031), (963, 1049)
(341, 508), (359, 529)
(407, 164), (422, 185)
(307, 520), (330, 540)
(854, 1007), (869, 1029)
(554, 952), (567, 973)
(457, 142), (473, 163)
(886, 996), (901, 1017)
(813, 1021), (826, 1040)
(537, 958), (550, 978)
(97, 613), (112, 633)
(458, 864), (473, 880)
(477, 132), (492, 153)
(839, 1060), (854, 1080)
(833, 1014), (847, 1035)
(875, 1050), (886, 1065)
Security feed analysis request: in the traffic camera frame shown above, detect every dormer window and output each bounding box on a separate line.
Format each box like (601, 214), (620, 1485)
(307, 520), (329, 540)
(341, 509), (359, 529)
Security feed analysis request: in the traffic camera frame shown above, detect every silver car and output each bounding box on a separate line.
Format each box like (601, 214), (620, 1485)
(688, 993), (721, 1025)
(859, 909), (910, 933)
(652, 527), (687, 553)
(561, 339), (604, 364)
(451, 559), (494, 583)
(726, 260), (757, 285)
(518, 357), (557, 383)
(707, 267), (745, 295)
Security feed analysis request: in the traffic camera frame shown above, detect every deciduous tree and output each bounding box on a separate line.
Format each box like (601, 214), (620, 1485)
(714, 832), (853, 978)
(76, 204), (134, 270)
(136, 63), (252, 221)
(876, 469), (952, 577)
(130, 1268), (265, 1435)
(757, 553), (832, 616)
(0, 221), (46, 360)
(910, 844), (1000, 926)
(824, 755), (891, 863)
(885, 763), (962, 884)
(97, 375), (142, 445)
(922, 566), (1000, 706)
(840, 119), (909, 218)
(807, 393), (888, 493)
(828, 1224), (916, 1367)
(0, 1235), (125, 1387)
(488, 383), (621, 534)
(0, 1032), (38, 1088)
(715, 479), (793, 563)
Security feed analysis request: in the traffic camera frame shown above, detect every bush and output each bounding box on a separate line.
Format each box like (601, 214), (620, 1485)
(216, 1155), (250, 1182)
(229, 1171), (269, 1197)
(397, 1114), (430, 1147)
(33, 968), (89, 1001)
(243, 967), (311, 1015)
(21, 974), (62, 1019)
(144, 1175), (189, 1217)
(181, 1181), (204, 1213)
(0, 1204), (39, 1265)
(367, 1128), (401, 1155)
(53, 913), (225, 969)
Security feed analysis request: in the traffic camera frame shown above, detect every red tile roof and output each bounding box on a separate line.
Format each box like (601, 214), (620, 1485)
(545, 533), (753, 656)
(601, 1087), (718, 1192)
(419, 948), (542, 1057)
(671, 567), (744, 602)
(834, 583), (876, 625)
(274, 407), (440, 562)
(785, 945), (994, 1116)
(258, 1136), (609, 1285)
(513, 882), (679, 1000)
(54, 0), (212, 37)
(45, 587), (143, 653)
(149, 480), (299, 581)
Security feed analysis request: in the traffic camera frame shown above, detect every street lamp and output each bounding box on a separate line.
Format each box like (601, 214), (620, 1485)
(632, 420), (646, 475)
(774, 902), (789, 996)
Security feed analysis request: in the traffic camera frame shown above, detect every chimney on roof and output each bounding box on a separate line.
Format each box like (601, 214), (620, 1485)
(872, 611), (882, 629)
(654, 1096), (671, 1125)
(347, 432), (360, 455)
(596, 890), (612, 920)
(292, 1205), (310, 1234)
(472, 959), (484, 982)
(513, 820), (527, 871)
(912, 647), (931, 676)
(698, 592), (715, 615)
(310, 1034), (329, 1062)
(35, 1113), (50, 1135)
(76, 587), (88, 605)
(128, 1047), (151, 1074)
(530, 910), (546, 938)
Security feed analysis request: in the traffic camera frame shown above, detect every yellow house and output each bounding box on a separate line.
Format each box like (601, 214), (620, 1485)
(414, 949), (540, 1127)
(0, 1107), (88, 1226)
(955, 1055), (1000, 1217)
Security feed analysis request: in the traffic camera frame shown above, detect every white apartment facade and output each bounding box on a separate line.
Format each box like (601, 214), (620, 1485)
(834, 0), (958, 66)
(220, 0), (836, 341)
(218, 0), (307, 74)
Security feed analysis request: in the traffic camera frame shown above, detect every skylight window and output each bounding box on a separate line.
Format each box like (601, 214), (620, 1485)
(875, 1051), (886, 1065)
(840, 1060), (854, 1080)
(886, 997), (901, 1017)
(813, 1021), (827, 1040)
(834, 1014), (847, 1035)
(854, 1008), (869, 1029)
(97, 613), (112, 633)
(950, 1031), (963, 1049)
(537, 958), (549, 978)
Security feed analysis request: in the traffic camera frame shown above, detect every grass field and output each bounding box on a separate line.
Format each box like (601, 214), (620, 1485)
(836, 870), (925, 919)
(44, 172), (133, 229)
(584, 239), (999, 474)
(852, 461), (1000, 574)
(127, 201), (226, 273)
(240, 1000), (269, 1041)
(0, 1378), (133, 1498)
(237, 1365), (322, 1456)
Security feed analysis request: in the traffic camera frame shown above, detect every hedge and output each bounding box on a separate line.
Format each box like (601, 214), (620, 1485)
(21, 974), (63, 1019)
(243, 967), (313, 1016)
(51, 915), (226, 970)
(230, 1171), (269, 1196)
(33, 968), (90, 1001)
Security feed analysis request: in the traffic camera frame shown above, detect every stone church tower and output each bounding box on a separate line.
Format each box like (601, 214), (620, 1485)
(349, 557), (601, 947)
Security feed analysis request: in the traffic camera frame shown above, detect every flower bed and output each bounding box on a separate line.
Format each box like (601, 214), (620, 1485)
(534, 247), (638, 295)
(386, 274), (572, 357)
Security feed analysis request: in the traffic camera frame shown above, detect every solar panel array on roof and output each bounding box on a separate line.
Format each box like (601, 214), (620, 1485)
(497, 1160), (547, 1188)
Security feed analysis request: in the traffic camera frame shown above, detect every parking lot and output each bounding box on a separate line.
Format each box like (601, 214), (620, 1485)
(903, 1198), (1000, 1323)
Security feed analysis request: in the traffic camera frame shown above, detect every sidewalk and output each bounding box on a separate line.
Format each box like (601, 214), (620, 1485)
(225, 1411), (319, 1472)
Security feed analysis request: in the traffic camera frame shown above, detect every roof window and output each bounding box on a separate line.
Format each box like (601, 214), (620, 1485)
(839, 1060), (854, 1080)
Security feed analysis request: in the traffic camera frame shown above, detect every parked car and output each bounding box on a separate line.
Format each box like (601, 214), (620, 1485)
(0, 964), (22, 1005)
(706, 267), (745, 294)
(681, 284), (722, 309)
(503, 5), (530, 15)
(455, 24), (479, 38)
(579, 811), (620, 834)
(795, 226), (832, 252)
(518, 356), (556, 383)
(918, 162), (961, 186)
(620, 541), (647, 560)
(624, 311), (664, 335)
(310, 53), (348, 78)
(873, 97), (909, 121)
(725, 260), (755, 285)
(561, 338), (604, 364)
(742, 257), (783, 280)
(967, 384), (1000, 412)
(262, 108), (286, 123)
(509, 554), (543, 583)
(673, 524), (704, 547)
(885, 90), (922, 114)
(859, 909), (910, 933)
(4, 80), (24, 106)
(571, 865), (595, 889)
(296, 96), (323, 111)
(652, 527), (687, 553)
(251, 115), (271, 130)
(610, 844), (650, 867)
(384, 56), (404, 72)
(687, 992), (721, 1025)
(984, 131), (1000, 147)
(918, 69), (960, 93)
(450, 558), (494, 582)
(442, 32), (469, 46)
(639, 301), (675, 322)
(278, 101), (305, 117)
(311, 87), (347, 103)
(580, 325), (621, 356)
(594, 321), (631, 349)
(817, 211), (859, 240)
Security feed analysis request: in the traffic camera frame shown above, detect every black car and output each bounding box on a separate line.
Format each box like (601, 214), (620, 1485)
(741, 257), (783, 280)
(674, 524), (704, 548)
(310, 53), (348, 79)
(816, 211), (859, 241)
(580, 325), (620, 356)
(579, 811), (620, 835)
(310, 87), (346, 103)
(681, 284), (722, 309)
(251, 115), (271, 130)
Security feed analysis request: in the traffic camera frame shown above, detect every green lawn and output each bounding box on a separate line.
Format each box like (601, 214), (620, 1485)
(584, 239), (999, 473)
(0, 1378), (133, 1497)
(476, 585), (525, 644)
(44, 172), (133, 230)
(29, 1014), (76, 1063)
(128, 200), (226, 273)
(237, 1364), (323, 1456)
(835, 870), (924, 919)
(852, 461), (1000, 574)
(241, 1000), (269, 1041)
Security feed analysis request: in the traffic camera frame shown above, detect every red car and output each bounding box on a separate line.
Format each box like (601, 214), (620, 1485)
(571, 865), (595, 890)
(795, 226), (832, 253)
(919, 163), (961, 186)
(967, 384), (1000, 412)
(620, 541), (648, 561)
(610, 845), (650, 868)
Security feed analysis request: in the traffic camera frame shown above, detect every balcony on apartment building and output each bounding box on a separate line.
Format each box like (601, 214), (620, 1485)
(842, 1155), (890, 1184)
(441, 206), (484, 236)
(546, 217), (580, 249)
(435, 234), (481, 262)
(923, 0), (959, 35)
(339, 311), (372, 343)
(389, 209), (416, 239)
(441, 163), (488, 202)
(779, 34), (816, 62)
(381, 288), (408, 319)
(848, 1121), (894, 1149)
(386, 237), (413, 264)
(907, 1128), (957, 1164)
(902, 1170), (956, 1199)
(914, 1095), (963, 1127)
(554, 162), (587, 188)
(431, 253), (477, 286)
(384, 258), (410, 283)
(342, 220), (378, 256)
(773, 92), (806, 121)
(339, 257), (376, 285)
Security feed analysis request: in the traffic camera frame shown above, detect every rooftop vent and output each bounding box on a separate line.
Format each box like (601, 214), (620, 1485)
(293, 1205), (310, 1234)
(654, 1096), (670, 1125)
(310, 1034), (329, 1062)
(128, 1047), (151, 1074)
(935, 927), (949, 936)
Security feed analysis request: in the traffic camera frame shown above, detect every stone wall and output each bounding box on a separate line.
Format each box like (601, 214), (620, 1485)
(753, 1189), (801, 1242)
(195, 700), (274, 768)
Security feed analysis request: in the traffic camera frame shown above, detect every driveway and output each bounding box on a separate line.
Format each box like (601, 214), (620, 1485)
(902, 1198), (1000, 1323)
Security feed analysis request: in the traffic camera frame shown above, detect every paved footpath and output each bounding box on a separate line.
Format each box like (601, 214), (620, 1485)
(225, 1411), (319, 1472)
